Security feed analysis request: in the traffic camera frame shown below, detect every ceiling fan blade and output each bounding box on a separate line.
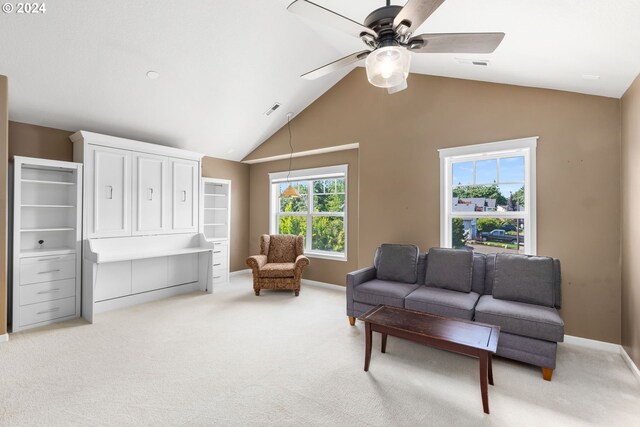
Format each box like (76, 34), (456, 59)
(301, 51), (371, 80)
(407, 32), (505, 53)
(288, 0), (377, 39)
(394, 0), (446, 36)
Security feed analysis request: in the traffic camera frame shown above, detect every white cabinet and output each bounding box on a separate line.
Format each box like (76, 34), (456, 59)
(202, 178), (231, 284)
(133, 153), (168, 234)
(11, 156), (83, 332)
(172, 159), (199, 232)
(88, 145), (131, 238)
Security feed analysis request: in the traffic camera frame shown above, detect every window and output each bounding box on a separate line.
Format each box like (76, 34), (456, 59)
(269, 165), (348, 260)
(439, 137), (537, 255)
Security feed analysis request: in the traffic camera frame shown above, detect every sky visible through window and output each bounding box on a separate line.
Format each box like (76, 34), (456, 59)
(452, 156), (525, 200)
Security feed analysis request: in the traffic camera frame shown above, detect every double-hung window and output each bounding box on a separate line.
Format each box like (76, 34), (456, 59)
(269, 165), (347, 260)
(439, 137), (537, 255)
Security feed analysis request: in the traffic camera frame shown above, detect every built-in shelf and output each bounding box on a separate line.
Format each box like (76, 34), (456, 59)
(203, 207), (227, 211)
(20, 227), (75, 232)
(21, 179), (75, 185)
(21, 204), (75, 208)
(20, 247), (76, 257)
(203, 223), (226, 226)
(204, 193), (226, 197)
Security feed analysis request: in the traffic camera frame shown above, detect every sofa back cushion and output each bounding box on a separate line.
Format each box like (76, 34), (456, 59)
(492, 253), (555, 307)
(425, 248), (473, 293)
(267, 234), (301, 263)
(375, 244), (419, 284)
(471, 253), (486, 294)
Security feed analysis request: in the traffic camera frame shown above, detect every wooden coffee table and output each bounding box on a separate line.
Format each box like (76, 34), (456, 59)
(359, 305), (500, 414)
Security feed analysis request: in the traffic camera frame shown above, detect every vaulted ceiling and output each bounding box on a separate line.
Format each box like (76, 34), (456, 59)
(1, 1), (639, 161)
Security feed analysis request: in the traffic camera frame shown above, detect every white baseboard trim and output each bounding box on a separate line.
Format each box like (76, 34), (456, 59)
(230, 269), (251, 276)
(563, 334), (640, 384)
(563, 334), (621, 353)
(621, 346), (640, 383)
(0, 333), (8, 343)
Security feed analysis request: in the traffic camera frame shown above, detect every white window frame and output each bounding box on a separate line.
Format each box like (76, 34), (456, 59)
(439, 137), (538, 255)
(269, 164), (348, 261)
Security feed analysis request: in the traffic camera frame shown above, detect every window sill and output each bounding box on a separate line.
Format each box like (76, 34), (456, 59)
(305, 251), (347, 262)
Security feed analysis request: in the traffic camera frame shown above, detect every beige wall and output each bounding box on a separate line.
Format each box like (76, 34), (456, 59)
(249, 149), (359, 285)
(0, 76), (8, 336)
(622, 73), (640, 365)
(9, 121), (73, 161)
(202, 157), (250, 271)
(245, 69), (622, 343)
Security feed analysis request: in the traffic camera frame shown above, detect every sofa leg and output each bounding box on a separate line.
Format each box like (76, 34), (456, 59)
(541, 367), (553, 381)
(348, 316), (356, 326)
(254, 290), (260, 296)
(294, 290), (300, 296)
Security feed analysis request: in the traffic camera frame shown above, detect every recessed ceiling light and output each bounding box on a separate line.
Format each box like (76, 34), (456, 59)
(146, 71), (160, 79)
(581, 74), (600, 80)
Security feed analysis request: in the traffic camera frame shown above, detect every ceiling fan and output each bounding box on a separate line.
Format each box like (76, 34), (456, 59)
(288, 0), (505, 94)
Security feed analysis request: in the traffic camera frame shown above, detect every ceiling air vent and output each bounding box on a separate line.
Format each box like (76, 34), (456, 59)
(264, 102), (281, 116)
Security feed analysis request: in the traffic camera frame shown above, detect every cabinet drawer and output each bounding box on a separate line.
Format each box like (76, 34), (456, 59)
(20, 256), (75, 285)
(212, 267), (228, 283)
(18, 296), (76, 327)
(211, 245), (228, 260)
(20, 279), (76, 305)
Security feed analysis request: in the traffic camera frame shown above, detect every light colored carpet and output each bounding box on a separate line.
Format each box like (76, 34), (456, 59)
(1, 273), (639, 426)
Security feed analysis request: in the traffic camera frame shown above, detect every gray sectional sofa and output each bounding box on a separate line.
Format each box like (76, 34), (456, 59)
(346, 244), (564, 381)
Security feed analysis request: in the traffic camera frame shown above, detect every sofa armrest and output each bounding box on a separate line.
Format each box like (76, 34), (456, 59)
(294, 255), (310, 280)
(346, 266), (376, 316)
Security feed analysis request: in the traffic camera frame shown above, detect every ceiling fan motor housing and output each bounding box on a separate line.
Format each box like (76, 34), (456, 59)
(362, 5), (404, 48)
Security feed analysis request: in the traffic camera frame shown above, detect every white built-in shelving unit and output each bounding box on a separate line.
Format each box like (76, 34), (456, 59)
(11, 156), (83, 332)
(202, 178), (231, 284)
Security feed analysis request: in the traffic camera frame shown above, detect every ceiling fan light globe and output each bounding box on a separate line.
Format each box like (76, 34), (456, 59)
(365, 46), (411, 88)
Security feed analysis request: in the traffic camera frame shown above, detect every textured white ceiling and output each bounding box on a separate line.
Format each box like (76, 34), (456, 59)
(1, 0), (639, 160)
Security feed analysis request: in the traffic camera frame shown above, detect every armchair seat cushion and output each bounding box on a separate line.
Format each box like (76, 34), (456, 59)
(405, 287), (480, 320)
(474, 295), (564, 342)
(258, 263), (295, 278)
(353, 279), (420, 308)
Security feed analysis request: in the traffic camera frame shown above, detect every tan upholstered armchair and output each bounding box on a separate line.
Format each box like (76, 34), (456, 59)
(246, 234), (310, 296)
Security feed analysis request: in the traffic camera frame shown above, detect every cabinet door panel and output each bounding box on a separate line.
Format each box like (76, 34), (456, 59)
(91, 147), (131, 237)
(131, 257), (168, 293)
(133, 154), (168, 234)
(171, 160), (198, 231)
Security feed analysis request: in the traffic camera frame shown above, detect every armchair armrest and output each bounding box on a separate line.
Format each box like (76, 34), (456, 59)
(294, 254), (310, 280)
(246, 255), (267, 272)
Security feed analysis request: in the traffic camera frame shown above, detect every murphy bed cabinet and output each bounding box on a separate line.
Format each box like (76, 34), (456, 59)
(201, 178), (231, 284)
(11, 156), (83, 332)
(71, 131), (215, 323)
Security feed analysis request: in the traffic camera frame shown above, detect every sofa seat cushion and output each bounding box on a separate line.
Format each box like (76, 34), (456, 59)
(474, 295), (564, 342)
(353, 280), (420, 308)
(258, 263), (295, 278)
(405, 286), (480, 320)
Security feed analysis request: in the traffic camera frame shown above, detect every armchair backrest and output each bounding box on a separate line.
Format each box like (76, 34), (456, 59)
(260, 234), (304, 263)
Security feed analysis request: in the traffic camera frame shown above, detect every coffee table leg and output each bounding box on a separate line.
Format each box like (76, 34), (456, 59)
(480, 351), (489, 414)
(381, 333), (387, 353)
(364, 322), (372, 372)
(488, 353), (494, 386)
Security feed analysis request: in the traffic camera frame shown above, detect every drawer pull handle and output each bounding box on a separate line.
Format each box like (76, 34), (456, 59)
(213, 276), (222, 279)
(38, 257), (61, 261)
(38, 269), (61, 274)
(37, 307), (60, 315)
(213, 263), (221, 267)
(106, 185), (113, 199)
(182, 190), (187, 202)
(37, 289), (61, 294)
(213, 251), (222, 254)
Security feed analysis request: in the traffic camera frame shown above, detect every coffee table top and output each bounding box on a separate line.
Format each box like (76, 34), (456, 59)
(359, 305), (499, 352)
